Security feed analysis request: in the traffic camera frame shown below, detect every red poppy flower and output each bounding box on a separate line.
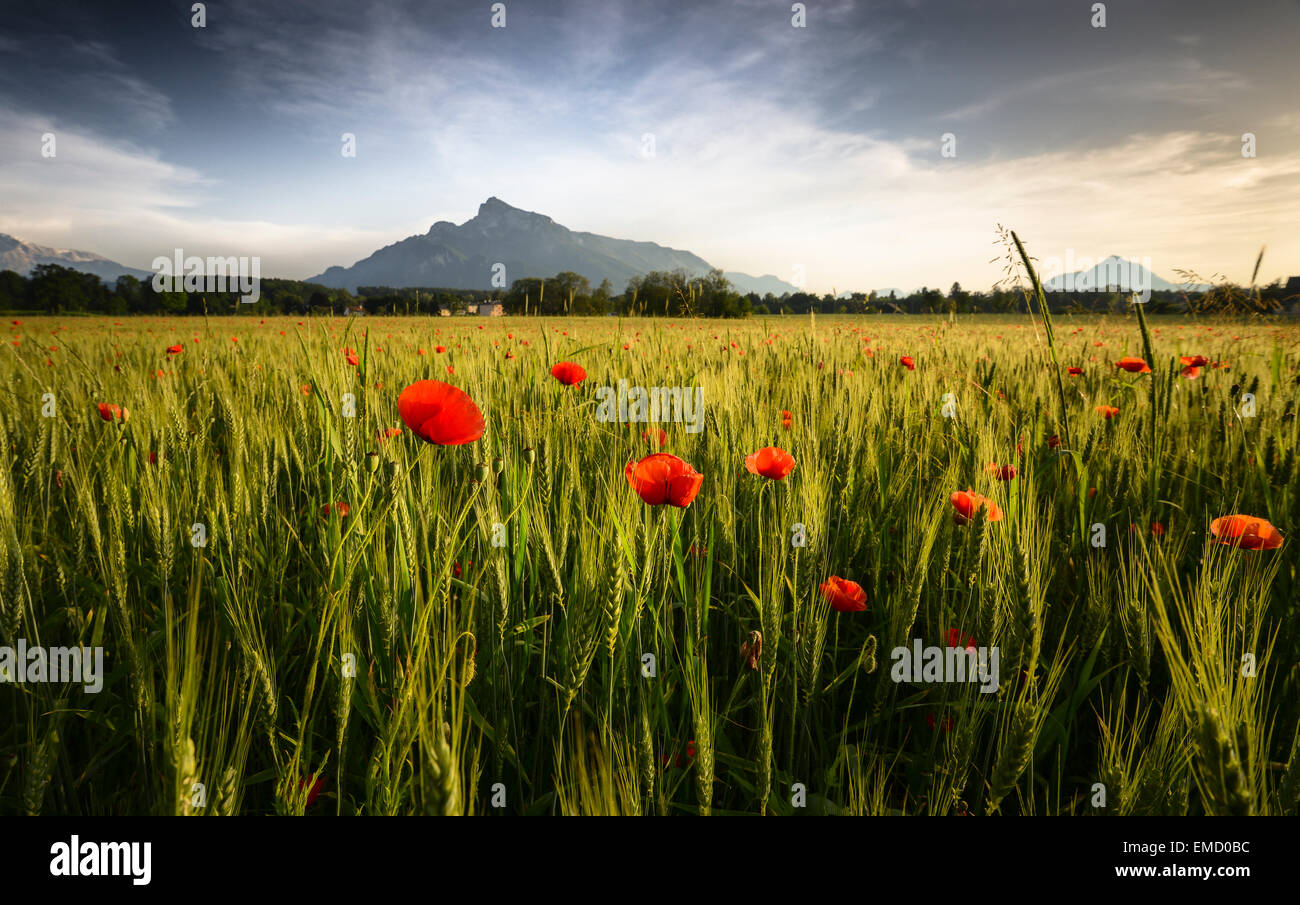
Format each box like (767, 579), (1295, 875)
(1047, 434), (1061, 448)
(435, 345), (446, 354)
(1115, 357), (1151, 374)
(97, 402), (128, 422)
(1209, 515), (1284, 550)
(624, 453), (703, 507)
(744, 446), (797, 480)
(1180, 355), (1209, 367)
(926, 713), (955, 733)
(820, 576), (867, 612)
(985, 463), (1017, 481)
(641, 428), (667, 447)
(1096, 405), (1120, 420)
(946, 628), (976, 650)
(398, 380), (486, 445)
(899, 356), (916, 370)
(1066, 366), (1083, 377)
(346, 350), (359, 367)
(321, 501), (351, 519)
(950, 489), (1003, 524)
(1151, 521), (1165, 536)
(550, 361), (587, 386)
(166, 344), (184, 355)
(1180, 365), (1200, 379)
(299, 774), (324, 808)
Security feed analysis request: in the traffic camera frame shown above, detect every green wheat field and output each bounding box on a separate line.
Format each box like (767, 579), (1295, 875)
(1, 305), (1297, 816)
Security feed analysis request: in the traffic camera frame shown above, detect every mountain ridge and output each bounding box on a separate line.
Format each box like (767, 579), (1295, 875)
(0, 233), (151, 282)
(309, 197), (799, 295)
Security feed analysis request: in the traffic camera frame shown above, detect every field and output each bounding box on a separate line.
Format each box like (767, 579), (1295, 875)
(1, 309), (1297, 816)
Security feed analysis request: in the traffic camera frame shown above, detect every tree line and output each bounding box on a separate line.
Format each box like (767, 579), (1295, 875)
(2, 264), (1294, 317)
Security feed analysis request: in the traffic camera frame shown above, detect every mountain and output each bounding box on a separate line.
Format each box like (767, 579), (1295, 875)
(1043, 255), (1205, 293)
(0, 233), (151, 282)
(724, 272), (800, 296)
(309, 197), (795, 294)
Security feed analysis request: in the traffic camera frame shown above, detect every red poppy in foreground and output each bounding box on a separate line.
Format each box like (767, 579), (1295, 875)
(398, 380), (486, 445)
(744, 446), (797, 480)
(899, 356), (916, 370)
(97, 402), (128, 422)
(1209, 515), (1284, 550)
(624, 453), (703, 507)
(820, 576), (867, 612)
(950, 489), (1003, 524)
(1115, 357), (1151, 374)
(550, 361), (587, 386)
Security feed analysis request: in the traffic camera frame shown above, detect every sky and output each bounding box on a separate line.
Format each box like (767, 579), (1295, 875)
(2, 0), (1299, 294)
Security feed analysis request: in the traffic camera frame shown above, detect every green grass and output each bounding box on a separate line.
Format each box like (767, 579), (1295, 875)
(1, 310), (1297, 815)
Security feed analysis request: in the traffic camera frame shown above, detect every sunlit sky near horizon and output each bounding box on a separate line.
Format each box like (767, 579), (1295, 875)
(2, 0), (1300, 294)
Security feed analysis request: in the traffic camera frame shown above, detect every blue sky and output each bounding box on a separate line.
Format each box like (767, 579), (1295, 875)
(2, 0), (1299, 293)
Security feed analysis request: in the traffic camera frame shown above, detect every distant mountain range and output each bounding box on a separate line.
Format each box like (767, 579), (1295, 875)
(308, 197), (800, 296)
(0, 233), (151, 282)
(1043, 255), (1207, 293)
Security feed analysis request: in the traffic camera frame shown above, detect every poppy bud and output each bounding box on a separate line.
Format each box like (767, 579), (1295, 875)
(492, 456), (503, 474)
(523, 446), (536, 465)
(476, 463), (491, 482)
(366, 451), (380, 473)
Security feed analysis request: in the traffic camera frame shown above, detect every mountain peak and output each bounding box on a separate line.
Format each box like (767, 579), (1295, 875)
(471, 196), (553, 227)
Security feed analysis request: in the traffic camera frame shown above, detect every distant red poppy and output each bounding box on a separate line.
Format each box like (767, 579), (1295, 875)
(435, 345), (446, 354)
(641, 428), (667, 447)
(346, 349), (359, 367)
(1066, 366), (1083, 377)
(1047, 434), (1061, 448)
(899, 356), (916, 370)
(950, 489), (1003, 524)
(550, 361), (587, 386)
(624, 453), (703, 507)
(398, 380), (486, 445)
(1180, 355), (1209, 367)
(1151, 521), (1165, 536)
(744, 446), (797, 480)
(166, 344), (183, 355)
(820, 576), (867, 613)
(1209, 515), (1284, 550)
(985, 463), (1017, 481)
(1096, 405), (1120, 420)
(321, 502), (350, 519)
(1115, 357), (1151, 374)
